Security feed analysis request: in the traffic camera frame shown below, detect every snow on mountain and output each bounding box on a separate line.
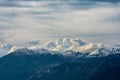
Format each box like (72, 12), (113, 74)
(0, 43), (15, 57)
(0, 38), (120, 57)
(41, 38), (109, 56)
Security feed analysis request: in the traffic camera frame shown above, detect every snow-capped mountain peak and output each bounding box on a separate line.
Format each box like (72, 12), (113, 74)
(0, 43), (15, 57)
(0, 38), (120, 58)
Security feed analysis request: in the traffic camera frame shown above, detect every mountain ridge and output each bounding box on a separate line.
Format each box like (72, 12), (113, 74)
(0, 38), (120, 58)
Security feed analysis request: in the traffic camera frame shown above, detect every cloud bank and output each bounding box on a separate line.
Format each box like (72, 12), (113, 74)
(0, 0), (120, 44)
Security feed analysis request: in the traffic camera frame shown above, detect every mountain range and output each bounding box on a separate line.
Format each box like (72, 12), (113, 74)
(0, 38), (120, 57)
(0, 38), (120, 80)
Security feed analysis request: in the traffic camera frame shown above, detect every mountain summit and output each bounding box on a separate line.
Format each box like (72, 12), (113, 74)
(0, 38), (120, 58)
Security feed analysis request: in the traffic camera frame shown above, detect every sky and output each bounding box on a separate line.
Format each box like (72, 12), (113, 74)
(0, 0), (120, 45)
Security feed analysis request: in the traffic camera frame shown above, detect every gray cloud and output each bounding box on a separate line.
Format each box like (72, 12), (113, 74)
(0, 0), (120, 44)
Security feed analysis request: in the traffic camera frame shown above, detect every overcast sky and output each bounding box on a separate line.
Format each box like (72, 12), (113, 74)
(0, 0), (120, 44)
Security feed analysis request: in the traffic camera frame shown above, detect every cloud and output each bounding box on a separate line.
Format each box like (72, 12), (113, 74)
(0, 0), (120, 44)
